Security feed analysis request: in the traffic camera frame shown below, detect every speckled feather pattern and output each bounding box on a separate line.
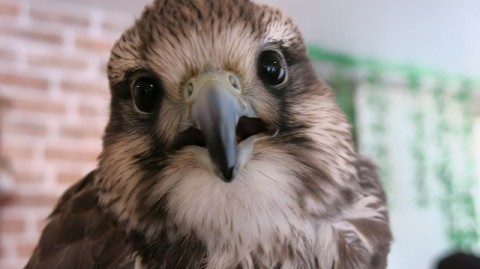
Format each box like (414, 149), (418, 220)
(25, 0), (392, 268)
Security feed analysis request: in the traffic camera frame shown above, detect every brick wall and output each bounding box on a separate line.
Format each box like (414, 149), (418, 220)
(0, 1), (133, 268)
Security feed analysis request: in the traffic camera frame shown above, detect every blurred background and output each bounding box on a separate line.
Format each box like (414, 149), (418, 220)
(0, 0), (478, 268)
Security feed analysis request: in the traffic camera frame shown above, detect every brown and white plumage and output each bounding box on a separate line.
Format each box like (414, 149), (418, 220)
(25, 0), (392, 268)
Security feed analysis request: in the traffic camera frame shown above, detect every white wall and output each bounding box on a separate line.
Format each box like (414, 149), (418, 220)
(475, 117), (480, 233)
(58, 0), (480, 77)
(257, 0), (480, 78)
(59, 0), (480, 77)
(355, 80), (480, 269)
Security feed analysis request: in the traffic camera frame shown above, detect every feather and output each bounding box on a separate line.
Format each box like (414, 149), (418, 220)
(25, 172), (135, 269)
(26, 0), (391, 268)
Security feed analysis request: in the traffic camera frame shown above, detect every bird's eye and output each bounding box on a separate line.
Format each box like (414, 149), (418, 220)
(132, 77), (161, 113)
(258, 50), (286, 86)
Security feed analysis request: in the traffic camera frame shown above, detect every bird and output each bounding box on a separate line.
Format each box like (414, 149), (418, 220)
(25, 0), (392, 268)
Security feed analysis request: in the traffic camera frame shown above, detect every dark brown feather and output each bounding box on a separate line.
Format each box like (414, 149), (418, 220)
(24, 171), (135, 269)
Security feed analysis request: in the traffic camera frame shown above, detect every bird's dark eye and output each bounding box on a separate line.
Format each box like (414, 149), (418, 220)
(132, 77), (161, 113)
(258, 50), (286, 86)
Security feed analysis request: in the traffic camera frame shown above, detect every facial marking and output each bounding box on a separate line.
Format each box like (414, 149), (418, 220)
(97, 0), (385, 267)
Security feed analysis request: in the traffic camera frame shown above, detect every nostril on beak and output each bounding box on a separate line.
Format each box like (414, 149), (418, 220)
(228, 74), (240, 92)
(185, 82), (194, 100)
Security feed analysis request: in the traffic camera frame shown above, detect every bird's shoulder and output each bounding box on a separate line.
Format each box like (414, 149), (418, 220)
(330, 154), (391, 269)
(24, 171), (136, 269)
(355, 154), (387, 202)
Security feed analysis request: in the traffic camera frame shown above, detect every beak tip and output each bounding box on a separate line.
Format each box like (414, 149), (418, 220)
(221, 166), (235, 182)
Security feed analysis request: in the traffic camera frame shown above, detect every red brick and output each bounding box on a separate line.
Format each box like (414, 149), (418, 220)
(75, 36), (113, 53)
(37, 219), (47, 232)
(12, 194), (58, 207)
(2, 145), (33, 159)
(61, 80), (109, 96)
(4, 98), (65, 114)
(0, 4), (133, 268)
(101, 20), (129, 33)
(98, 62), (108, 77)
(29, 8), (89, 28)
(17, 242), (36, 257)
(0, 1), (19, 17)
(78, 103), (108, 117)
(0, 216), (25, 233)
(0, 25), (62, 45)
(44, 148), (99, 162)
(59, 125), (102, 139)
(3, 121), (47, 136)
(57, 171), (85, 184)
(0, 195), (14, 205)
(13, 171), (43, 183)
(0, 244), (4, 258)
(28, 53), (88, 71)
(0, 72), (49, 90)
(0, 47), (15, 61)
(1, 266), (24, 269)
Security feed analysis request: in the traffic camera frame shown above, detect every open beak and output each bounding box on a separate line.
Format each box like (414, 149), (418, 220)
(175, 71), (275, 182)
(172, 71), (276, 182)
(188, 72), (244, 181)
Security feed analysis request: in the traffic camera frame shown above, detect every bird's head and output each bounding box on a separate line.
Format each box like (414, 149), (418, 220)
(97, 0), (357, 246)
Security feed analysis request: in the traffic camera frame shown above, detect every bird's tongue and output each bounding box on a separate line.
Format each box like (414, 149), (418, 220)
(236, 117), (267, 144)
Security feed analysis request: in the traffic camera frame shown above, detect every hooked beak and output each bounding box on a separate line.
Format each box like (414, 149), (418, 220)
(187, 71), (246, 182)
(176, 71), (276, 182)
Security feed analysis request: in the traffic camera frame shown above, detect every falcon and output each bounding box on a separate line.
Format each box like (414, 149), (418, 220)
(25, 0), (392, 268)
